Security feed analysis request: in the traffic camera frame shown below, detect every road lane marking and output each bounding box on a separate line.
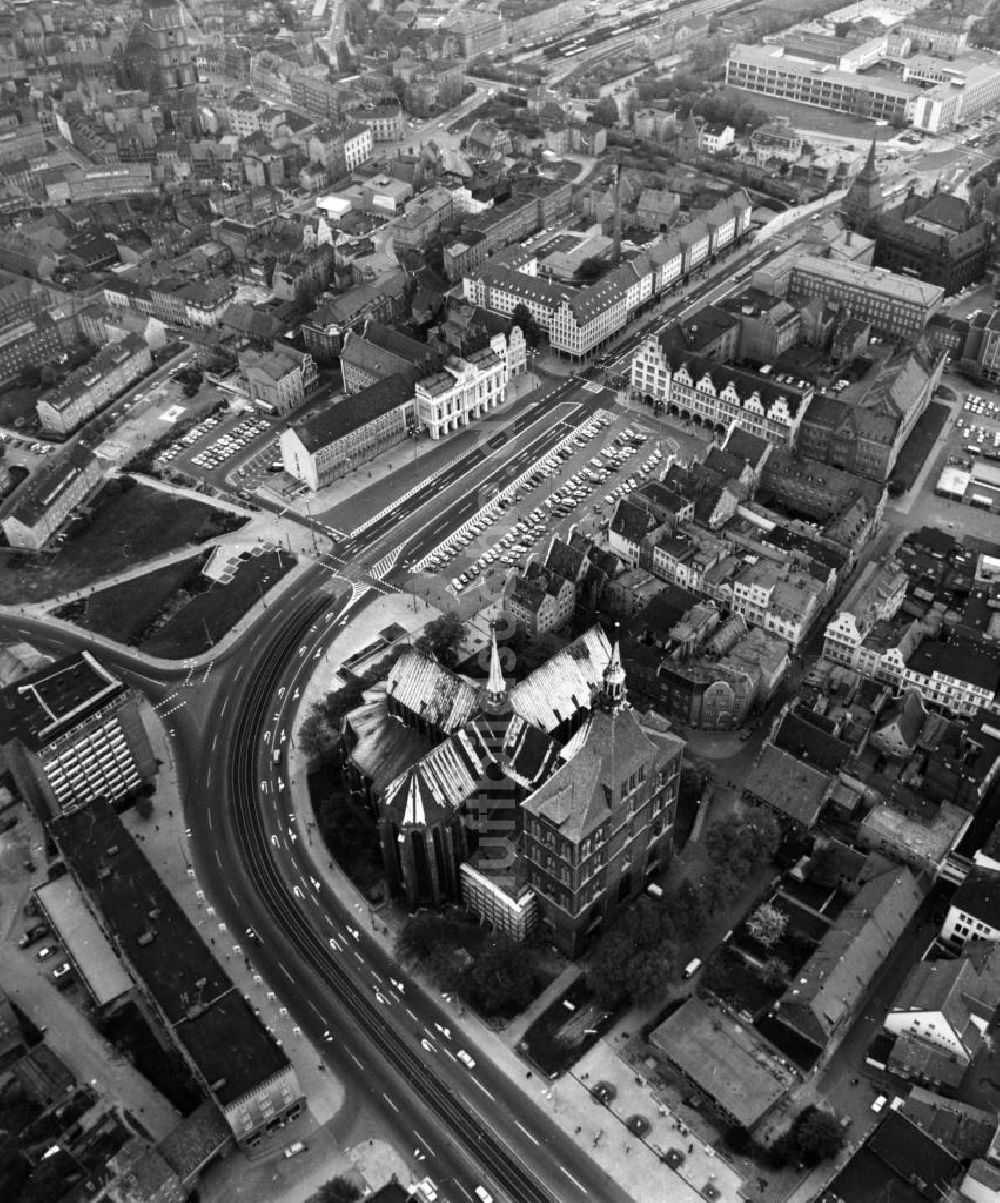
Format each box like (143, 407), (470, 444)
(560, 1167), (586, 1193)
(470, 1077), (494, 1100)
(207, 811), (213, 831)
(278, 962), (292, 981)
(382, 1093), (399, 1113)
(406, 1008), (419, 1022)
(515, 1121), (539, 1146)
(413, 1130), (434, 1156)
(349, 1052), (364, 1069)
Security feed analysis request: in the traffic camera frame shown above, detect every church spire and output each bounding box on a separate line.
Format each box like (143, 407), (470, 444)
(863, 137), (877, 176)
(486, 629), (506, 705)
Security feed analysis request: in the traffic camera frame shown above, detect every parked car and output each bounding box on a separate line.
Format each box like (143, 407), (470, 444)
(18, 924), (48, 949)
(35, 945), (57, 961)
(284, 1141), (306, 1159)
(51, 962), (72, 980)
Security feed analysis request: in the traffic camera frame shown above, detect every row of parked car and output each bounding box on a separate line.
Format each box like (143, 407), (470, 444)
(423, 412), (622, 591)
(19, 920), (73, 989)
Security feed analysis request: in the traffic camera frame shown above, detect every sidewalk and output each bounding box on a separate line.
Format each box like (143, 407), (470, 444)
(0, 515), (333, 672)
(263, 371), (543, 529)
(282, 607), (748, 1203)
(127, 700), (413, 1203)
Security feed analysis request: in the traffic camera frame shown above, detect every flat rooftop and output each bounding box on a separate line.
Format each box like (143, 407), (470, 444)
(649, 996), (796, 1128)
(0, 651), (126, 752)
(51, 798), (290, 1105)
(36, 876), (133, 1007)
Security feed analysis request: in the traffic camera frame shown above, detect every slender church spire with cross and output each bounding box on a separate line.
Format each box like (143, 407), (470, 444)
(481, 627), (509, 714)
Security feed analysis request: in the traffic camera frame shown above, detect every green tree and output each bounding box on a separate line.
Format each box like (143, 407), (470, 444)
(665, 878), (712, 938)
(786, 1107), (845, 1167)
(511, 303), (543, 349)
(587, 896), (678, 1007)
(397, 913), (450, 965)
(594, 96), (620, 128)
(415, 611), (467, 667)
(463, 937), (537, 1015)
(761, 956), (790, 992)
(705, 811), (780, 878)
(576, 255), (605, 283)
(306, 1177), (362, 1203)
(746, 901), (787, 948)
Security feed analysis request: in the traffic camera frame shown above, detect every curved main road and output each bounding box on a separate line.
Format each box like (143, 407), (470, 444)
(184, 583), (632, 1203)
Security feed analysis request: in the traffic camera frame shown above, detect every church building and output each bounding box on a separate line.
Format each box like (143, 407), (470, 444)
(344, 626), (685, 956)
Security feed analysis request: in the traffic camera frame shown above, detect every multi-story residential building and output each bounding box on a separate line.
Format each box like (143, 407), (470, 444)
(301, 273), (408, 362)
(0, 651), (157, 820)
(730, 556), (827, 650)
(504, 569), (576, 636)
(51, 798), (304, 1147)
(239, 346), (317, 415)
(176, 278), (238, 328)
(124, 0), (199, 93)
(903, 642), (1000, 720)
(340, 320), (443, 394)
(0, 445), (103, 550)
(289, 70), (343, 121)
(823, 559), (910, 665)
(308, 123), (373, 175)
(0, 310), (74, 386)
(270, 245), (335, 305)
(700, 122), (735, 154)
(797, 344), (943, 482)
(37, 334), (152, 437)
(885, 946), (1000, 1088)
(631, 339), (811, 446)
(942, 869), (1000, 950)
(750, 120), (803, 163)
(389, 187), (454, 250)
(446, 10), (507, 57)
(351, 104), (404, 143)
(414, 346), (508, 440)
(464, 191), (751, 360)
(788, 256), (944, 340)
(279, 373), (415, 490)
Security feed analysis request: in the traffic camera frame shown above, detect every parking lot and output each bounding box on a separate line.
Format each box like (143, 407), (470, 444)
(154, 407), (278, 489)
(423, 414), (664, 595)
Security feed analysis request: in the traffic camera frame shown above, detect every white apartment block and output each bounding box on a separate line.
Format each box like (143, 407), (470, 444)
(415, 347), (507, 439)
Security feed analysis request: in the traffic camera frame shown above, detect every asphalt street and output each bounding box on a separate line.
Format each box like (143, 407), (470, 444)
(182, 582), (633, 1203)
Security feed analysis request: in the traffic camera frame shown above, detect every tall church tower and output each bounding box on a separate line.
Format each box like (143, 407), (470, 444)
(843, 140), (884, 235)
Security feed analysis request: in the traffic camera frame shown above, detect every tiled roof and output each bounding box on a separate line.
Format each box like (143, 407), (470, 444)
(386, 649), (479, 735)
(290, 374), (413, 451)
(509, 625), (612, 733)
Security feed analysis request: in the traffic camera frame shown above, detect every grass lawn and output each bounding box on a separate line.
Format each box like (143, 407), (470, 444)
(519, 977), (614, 1077)
(141, 549), (294, 658)
(728, 89), (901, 141)
(0, 481), (247, 605)
(0, 383), (41, 430)
(53, 555), (207, 646)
